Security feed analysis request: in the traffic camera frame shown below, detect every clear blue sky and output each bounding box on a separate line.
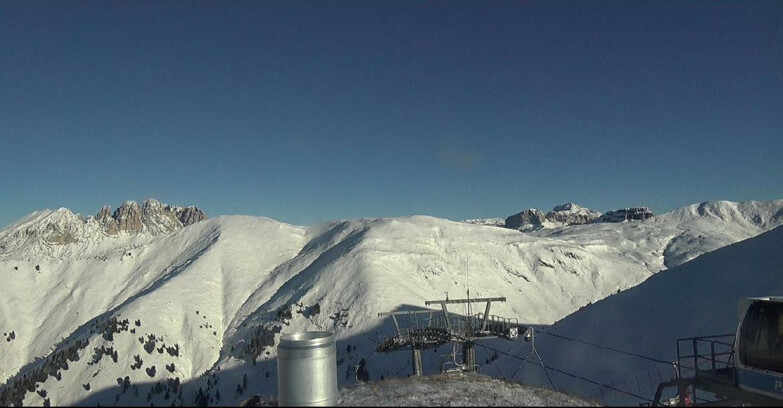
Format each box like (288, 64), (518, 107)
(1, 0), (782, 227)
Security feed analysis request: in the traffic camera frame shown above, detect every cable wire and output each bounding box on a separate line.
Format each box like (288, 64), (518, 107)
(480, 343), (653, 403)
(394, 360), (412, 377)
(475, 339), (507, 380)
(536, 329), (672, 366)
(353, 347), (378, 382)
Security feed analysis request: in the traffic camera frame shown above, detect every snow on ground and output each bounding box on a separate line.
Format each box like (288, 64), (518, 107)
(488, 224), (783, 406)
(0, 199), (781, 406)
(460, 218), (506, 227)
(530, 199), (783, 269)
(240, 373), (596, 406)
(337, 373), (597, 406)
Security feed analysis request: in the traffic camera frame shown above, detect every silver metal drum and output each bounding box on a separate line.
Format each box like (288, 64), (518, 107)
(277, 331), (337, 406)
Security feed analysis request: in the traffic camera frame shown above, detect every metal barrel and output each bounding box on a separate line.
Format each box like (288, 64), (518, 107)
(277, 331), (337, 406)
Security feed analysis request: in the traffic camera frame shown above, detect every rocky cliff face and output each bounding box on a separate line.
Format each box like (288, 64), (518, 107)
(505, 209), (547, 230)
(545, 203), (602, 225)
(99, 199), (207, 235)
(0, 200), (208, 256)
(505, 203), (654, 231)
(175, 205), (208, 226)
(505, 203), (602, 231)
(96, 205), (119, 235)
(112, 201), (144, 234)
(599, 207), (655, 223)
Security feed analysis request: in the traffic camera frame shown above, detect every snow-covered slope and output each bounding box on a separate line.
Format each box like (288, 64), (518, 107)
(0, 199), (206, 260)
(531, 199), (783, 268)
(460, 218), (506, 227)
(0, 199), (781, 406)
(490, 223), (783, 405)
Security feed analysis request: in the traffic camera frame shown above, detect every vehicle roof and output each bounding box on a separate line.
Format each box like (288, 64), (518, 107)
(745, 297), (783, 303)
(738, 297), (783, 318)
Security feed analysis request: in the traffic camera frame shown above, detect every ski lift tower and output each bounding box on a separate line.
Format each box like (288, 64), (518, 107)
(377, 296), (522, 376)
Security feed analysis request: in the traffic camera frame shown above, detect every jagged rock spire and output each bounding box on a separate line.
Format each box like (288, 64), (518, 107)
(96, 199), (208, 235)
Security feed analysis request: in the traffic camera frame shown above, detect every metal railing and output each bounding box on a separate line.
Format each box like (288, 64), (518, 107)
(425, 313), (518, 338)
(676, 334), (736, 382)
(474, 313), (519, 334)
(376, 308), (522, 353)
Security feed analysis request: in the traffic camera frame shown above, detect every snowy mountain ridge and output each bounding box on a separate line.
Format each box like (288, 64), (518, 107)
(461, 202), (604, 230)
(494, 221), (783, 405)
(0, 198), (782, 406)
(503, 203), (620, 231)
(0, 199), (206, 260)
(459, 218), (505, 227)
(547, 203), (604, 225)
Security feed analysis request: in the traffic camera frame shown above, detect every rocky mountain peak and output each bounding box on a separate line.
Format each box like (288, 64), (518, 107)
(177, 206), (208, 226)
(142, 198), (164, 212)
(552, 203), (580, 212)
(546, 203), (602, 225)
(96, 205), (118, 235)
(0, 199), (208, 258)
(505, 203), (602, 231)
(112, 201), (144, 233)
(505, 208), (547, 230)
(599, 207), (655, 223)
(96, 205), (111, 219)
(98, 199), (208, 235)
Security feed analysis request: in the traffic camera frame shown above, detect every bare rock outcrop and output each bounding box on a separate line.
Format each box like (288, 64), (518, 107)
(141, 199), (181, 234)
(176, 206), (208, 226)
(96, 199), (207, 235)
(505, 203), (653, 230)
(96, 205), (119, 235)
(599, 207), (655, 223)
(113, 201), (144, 233)
(505, 209), (546, 230)
(545, 203), (602, 225)
(40, 208), (81, 244)
(505, 203), (602, 231)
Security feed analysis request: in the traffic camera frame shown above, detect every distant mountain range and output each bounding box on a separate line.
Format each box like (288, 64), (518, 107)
(0, 199), (206, 259)
(494, 220), (783, 405)
(1, 198), (782, 406)
(461, 202), (655, 230)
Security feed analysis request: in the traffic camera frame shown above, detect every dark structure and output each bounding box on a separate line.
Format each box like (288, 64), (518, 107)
(652, 298), (783, 406)
(377, 296), (521, 376)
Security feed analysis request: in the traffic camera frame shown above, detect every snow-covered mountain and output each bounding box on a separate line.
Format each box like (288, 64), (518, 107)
(597, 206), (655, 223)
(546, 203), (604, 226)
(0, 199), (206, 260)
(459, 218), (506, 227)
(503, 203), (607, 231)
(0, 199), (781, 406)
(531, 200), (783, 268)
(490, 221), (783, 405)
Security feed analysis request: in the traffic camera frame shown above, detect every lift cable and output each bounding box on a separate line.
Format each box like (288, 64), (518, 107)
(535, 329), (673, 366)
(394, 360), (412, 377)
(479, 343), (654, 403)
(353, 347), (379, 381)
(475, 339), (507, 380)
(360, 349), (378, 363)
